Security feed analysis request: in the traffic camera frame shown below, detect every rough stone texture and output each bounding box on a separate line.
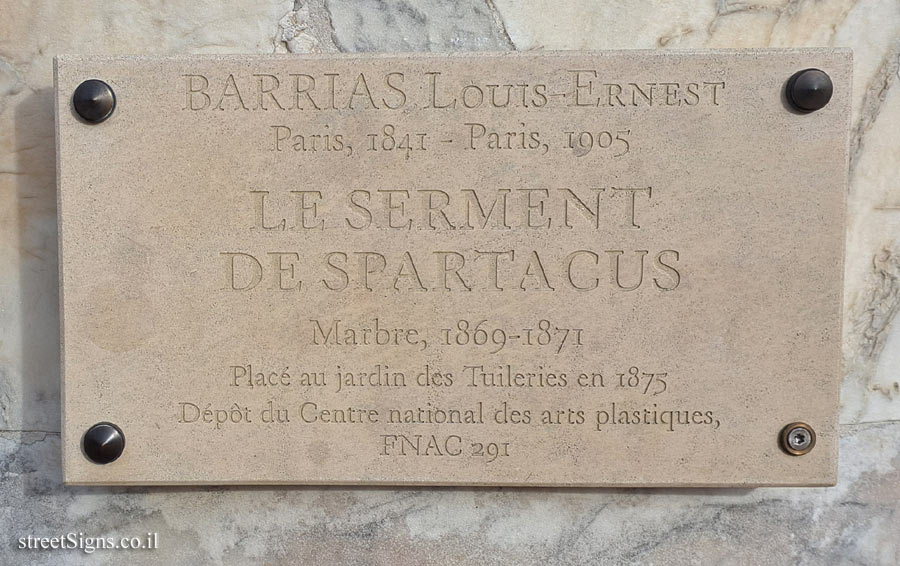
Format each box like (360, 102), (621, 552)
(2, 424), (899, 565)
(1, 0), (898, 564)
(326, 0), (514, 51)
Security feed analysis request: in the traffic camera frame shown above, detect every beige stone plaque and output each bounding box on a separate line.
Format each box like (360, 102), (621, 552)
(56, 50), (849, 486)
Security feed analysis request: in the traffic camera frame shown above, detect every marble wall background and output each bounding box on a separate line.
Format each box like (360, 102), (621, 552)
(1, 1), (898, 564)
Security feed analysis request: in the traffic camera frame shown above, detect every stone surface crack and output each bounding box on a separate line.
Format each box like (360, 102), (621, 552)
(278, 0), (341, 53)
(855, 246), (900, 361)
(483, 0), (516, 50)
(841, 419), (900, 428)
(849, 37), (900, 173)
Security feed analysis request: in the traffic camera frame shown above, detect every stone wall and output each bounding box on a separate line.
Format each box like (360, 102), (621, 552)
(1, 1), (898, 564)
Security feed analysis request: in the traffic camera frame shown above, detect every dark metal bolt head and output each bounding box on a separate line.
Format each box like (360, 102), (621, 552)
(82, 422), (125, 464)
(786, 69), (833, 113)
(780, 422), (816, 456)
(72, 79), (116, 123)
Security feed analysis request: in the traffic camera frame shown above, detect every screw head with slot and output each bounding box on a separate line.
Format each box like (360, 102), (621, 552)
(780, 422), (816, 456)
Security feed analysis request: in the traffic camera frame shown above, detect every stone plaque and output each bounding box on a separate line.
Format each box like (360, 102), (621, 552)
(56, 50), (849, 486)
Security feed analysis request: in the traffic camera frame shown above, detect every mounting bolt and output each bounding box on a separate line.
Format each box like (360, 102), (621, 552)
(82, 422), (125, 464)
(73, 79), (116, 123)
(780, 422), (816, 456)
(785, 69), (833, 113)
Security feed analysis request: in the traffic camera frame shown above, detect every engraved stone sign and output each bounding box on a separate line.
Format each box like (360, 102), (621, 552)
(56, 50), (850, 486)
